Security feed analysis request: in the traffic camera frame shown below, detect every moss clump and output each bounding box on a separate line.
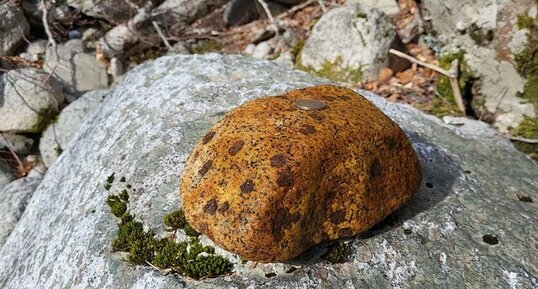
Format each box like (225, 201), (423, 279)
(290, 39), (305, 63)
(516, 14), (536, 30)
(323, 240), (351, 264)
(190, 40), (223, 54)
(163, 210), (200, 237)
(120, 176), (126, 182)
(430, 51), (473, 117)
(297, 56), (363, 83)
(106, 189), (231, 278)
(31, 107), (59, 133)
(54, 146), (63, 156)
(468, 23), (494, 46)
(104, 183), (112, 191)
(106, 173), (115, 184)
(512, 116), (538, 139)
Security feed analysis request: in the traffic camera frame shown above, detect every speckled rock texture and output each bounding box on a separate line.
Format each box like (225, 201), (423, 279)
(0, 176), (42, 246)
(0, 2), (30, 56)
(0, 54), (537, 288)
(181, 84), (421, 262)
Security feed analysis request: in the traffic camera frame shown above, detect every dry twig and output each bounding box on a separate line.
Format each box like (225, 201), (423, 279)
(152, 21), (173, 50)
(506, 135), (538, 144)
(389, 48), (465, 114)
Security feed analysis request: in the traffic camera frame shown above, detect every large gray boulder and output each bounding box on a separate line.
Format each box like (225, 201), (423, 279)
(0, 68), (64, 132)
(421, 0), (537, 135)
(0, 176), (42, 246)
(0, 2), (30, 56)
(299, 3), (396, 82)
(39, 89), (108, 167)
(0, 54), (536, 288)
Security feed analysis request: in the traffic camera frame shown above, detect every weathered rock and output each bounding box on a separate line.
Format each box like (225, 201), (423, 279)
(420, 0), (538, 134)
(273, 50), (294, 68)
(39, 89), (108, 167)
(0, 133), (34, 155)
(180, 85), (421, 262)
(0, 162), (13, 191)
(347, 0), (399, 16)
(66, 0), (144, 21)
(299, 3), (396, 81)
(0, 176), (42, 246)
(44, 40), (109, 93)
(0, 68), (64, 132)
(251, 41), (273, 59)
(0, 2), (30, 56)
(223, 0), (259, 26)
(154, 0), (228, 32)
(19, 39), (48, 62)
(0, 54), (537, 288)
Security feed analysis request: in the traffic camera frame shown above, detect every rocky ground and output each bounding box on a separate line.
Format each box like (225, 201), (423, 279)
(0, 0), (537, 288)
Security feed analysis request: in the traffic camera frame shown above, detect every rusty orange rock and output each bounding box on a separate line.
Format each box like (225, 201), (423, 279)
(179, 84), (421, 262)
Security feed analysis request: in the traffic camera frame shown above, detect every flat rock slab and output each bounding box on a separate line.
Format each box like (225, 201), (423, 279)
(0, 54), (536, 288)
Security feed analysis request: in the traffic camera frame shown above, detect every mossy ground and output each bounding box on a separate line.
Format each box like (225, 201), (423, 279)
(296, 55), (363, 83)
(513, 12), (538, 159)
(323, 240), (351, 264)
(105, 176), (232, 279)
(190, 40), (223, 54)
(425, 51), (472, 117)
(31, 107), (59, 133)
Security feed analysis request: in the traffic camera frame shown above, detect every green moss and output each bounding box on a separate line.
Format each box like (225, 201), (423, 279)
(106, 195), (232, 278)
(513, 116), (538, 139)
(104, 183), (112, 191)
(120, 176), (126, 182)
(106, 173), (115, 184)
(430, 51), (473, 117)
(163, 209), (200, 237)
(107, 195), (127, 218)
(297, 56), (363, 83)
(516, 14), (536, 30)
(30, 107), (59, 133)
(468, 23), (494, 46)
(323, 240), (351, 264)
(55, 146), (63, 156)
(290, 39), (305, 62)
(190, 40), (223, 54)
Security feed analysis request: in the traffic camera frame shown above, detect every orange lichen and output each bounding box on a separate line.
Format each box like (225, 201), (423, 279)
(180, 84), (421, 262)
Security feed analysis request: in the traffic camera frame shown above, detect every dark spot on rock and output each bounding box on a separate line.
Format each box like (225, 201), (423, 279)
(464, 170), (472, 174)
(403, 228), (413, 234)
(272, 208), (300, 241)
(265, 272), (277, 278)
(202, 131), (215, 144)
(308, 113), (325, 121)
(329, 210), (346, 224)
(385, 136), (400, 150)
(203, 198), (218, 215)
(285, 267), (298, 273)
(275, 95), (288, 100)
(322, 95), (337, 102)
(482, 234), (499, 245)
(299, 124), (316, 135)
(517, 194), (533, 203)
(339, 227), (353, 237)
(369, 159), (382, 177)
(228, 140), (245, 156)
(339, 95), (352, 101)
(218, 201), (230, 213)
(270, 154), (286, 167)
(199, 160), (212, 176)
(240, 179), (254, 193)
(277, 168), (294, 187)
(425, 182), (433, 188)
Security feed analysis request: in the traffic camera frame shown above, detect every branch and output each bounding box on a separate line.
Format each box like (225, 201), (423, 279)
(256, 0), (280, 34)
(506, 135), (538, 144)
(389, 48), (465, 115)
(152, 21), (173, 50)
(0, 133), (24, 175)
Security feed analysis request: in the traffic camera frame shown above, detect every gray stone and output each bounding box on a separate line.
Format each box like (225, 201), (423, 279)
(154, 0), (229, 32)
(44, 40), (109, 94)
(300, 3), (396, 81)
(0, 2), (30, 56)
(251, 41), (273, 59)
(19, 39), (48, 62)
(65, 0), (144, 20)
(0, 133), (34, 155)
(273, 50), (294, 68)
(421, 0), (537, 133)
(0, 176), (42, 246)
(40, 89), (108, 167)
(0, 162), (13, 191)
(347, 0), (399, 15)
(0, 68), (64, 132)
(0, 54), (537, 288)
(223, 0), (259, 27)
